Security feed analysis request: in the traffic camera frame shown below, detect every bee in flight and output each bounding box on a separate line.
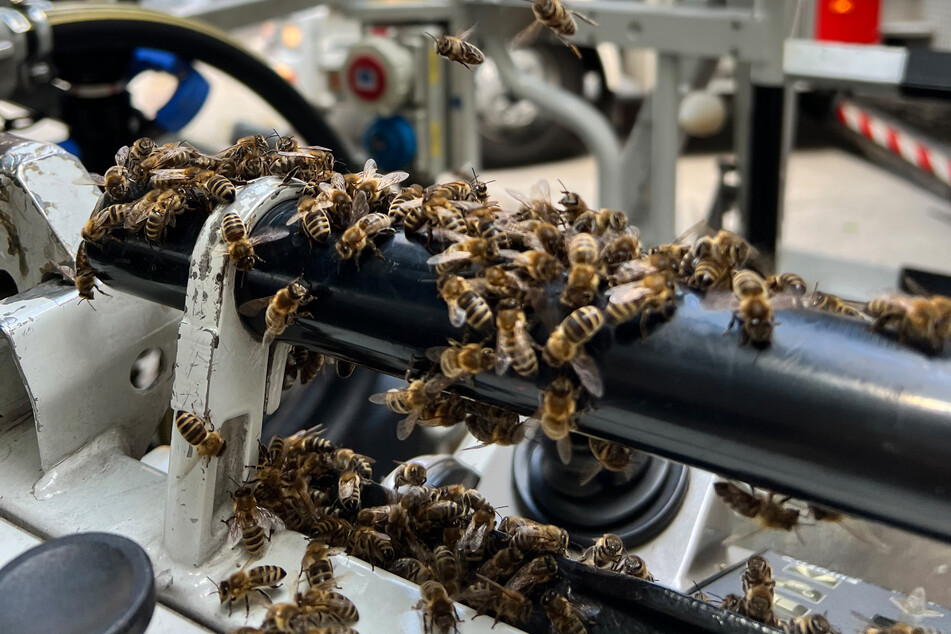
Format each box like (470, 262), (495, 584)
(427, 26), (485, 70)
(514, 0), (598, 59)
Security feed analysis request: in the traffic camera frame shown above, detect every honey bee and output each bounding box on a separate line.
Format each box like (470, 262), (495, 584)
(219, 212), (288, 271)
(428, 235), (510, 275)
(528, 377), (580, 464)
(80, 209), (112, 244)
(238, 278), (313, 346)
(337, 470), (362, 512)
(175, 411), (226, 458)
(495, 298), (538, 378)
(427, 26), (485, 71)
(209, 565), (286, 617)
(349, 158), (410, 211)
(458, 508), (496, 562)
(460, 575), (533, 627)
(369, 377), (450, 440)
(311, 513), (353, 548)
(560, 233), (600, 308)
(611, 554), (653, 581)
(307, 173), (352, 226)
(542, 306), (605, 397)
(225, 485), (285, 559)
(144, 189), (186, 243)
(511, 522), (570, 555)
(741, 583), (779, 627)
(288, 196), (332, 244)
(725, 270), (775, 346)
(600, 228), (642, 271)
(348, 526), (395, 568)
(505, 554), (558, 595)
(719, 594), (745, 613)
(286, 425), (336, 456)
(766, 273), (807, 296)
(477, 546), (525, 584)
(741, 555), (774, 593)
(464, 402), (527, 447)
(55, 242), (110, 304)
(427, 340), (495, 382)
(388, 184), (425, 225)
(269, 149), (326, 182)
(579, 533), (624, 568)
(296, 588), (360, 625)
(415, 580), (462, 634)
(808, 290), (865, 318)
(866, 294), (947, 353)
(431, 545), (462, 596)
(93, 165), (139, 203)
(855, 618), (942, 634)
(295, 347), (326, 384)
(262, 602), (301, 632)
(572, 208), (628, 238)
(507, 180), (562, 225)
(542, 590), (589, 634)
(510, 249), (565, 282)
(393, 461), (428, 489)
(390, 558), (436, 585)
(780, 614), (840, 634)
(336, 192), (392, 265)
(514, 0), (598, 58)
(713, 481), (801, 531)
(123, 189), (163, 234)
(687, 252), (731, 292)
(300, 540), (339, 589)
(579, 438), (637, 486)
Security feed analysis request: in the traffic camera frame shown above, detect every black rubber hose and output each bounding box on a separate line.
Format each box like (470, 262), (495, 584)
(46, 4), (355, 167)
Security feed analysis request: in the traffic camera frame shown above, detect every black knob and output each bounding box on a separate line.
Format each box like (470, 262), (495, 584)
(0, 532), (155, 634)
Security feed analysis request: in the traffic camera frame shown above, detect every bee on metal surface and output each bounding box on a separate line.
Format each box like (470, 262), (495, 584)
(357, 504), (399, 529)
(495, 298), (538, 378)
(336, 191), (392, 264)
(55, 242), (110, 304)
(514, 0), (598, 58)
(459, 575), (533, 627)
(511, 522), (570, 555)
(579, 533), (624, 568)
(866, 294), (947, 353)
(427, 26), (485, 71)
(579, 438), (638, 486)
(477, 546), (525, 584)
(428, 235), (508, 275)
(741, 582), (779, 627)
(505, 554), (558, 595)
(394, 462), (428, 489)
(720, 593), (745, 613)
(725, 270), (775, 346)
(219, 212), (288, 271)
(741, 555), (775, 593)
(94, 165), (139, 203)
(289, 196), (333, 244)
(714, 481), (802, 531)
(296, 588), (360, 625)
(509, 249), (565, 283)
(337, 470), (362, 512)
(81, 208), (114, 244)
(808, 289), (865, 318)
(300, 540), (339, 589)
(561, 232), (600, 308)
(780, 614), (842, 634)
(854, 617), (942, 634)
(390, 558), (436, 585)
(542, 306), (605, 397)
(311, 513), (353, 548)
(143, 189), (186, 243)
(464, 402), (527, 447)
(430, 544), (462, 595)
(348, 526), (395, 568)
(123, 189), (163, 234)
(209, 565), (286, 617)
(427, 340), (496, 382)
(175, 411), (226, 458)
(304, 173), (352, 226)
(542, 590), (589, 634)
(238, 278), (313, 346)
(225, 485), (285, 559)
(573, 208), (628, 238)
(612, 554), (653, 581)
(369, 377), (449, 440)
(437, 273), (495, 331)
(415, 580), (463, 634)
(687, 251), (731, 292)
(766, 272), (807, 296)
(478, 265), (537, 304)
(262, 601), (302, 632)
(528, 377), (580, 464)
(458, 508), (496, 562)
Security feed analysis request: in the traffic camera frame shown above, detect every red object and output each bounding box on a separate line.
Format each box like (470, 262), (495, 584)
(815, 0), (881, 44)
(346, 55), (387, 101)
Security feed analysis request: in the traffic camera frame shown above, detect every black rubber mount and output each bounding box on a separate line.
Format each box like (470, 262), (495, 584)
(0, 532), (156, 634)
(513, 437), (689, 546)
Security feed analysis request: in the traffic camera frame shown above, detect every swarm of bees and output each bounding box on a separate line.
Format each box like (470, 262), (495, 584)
(210, 425), (664, 634)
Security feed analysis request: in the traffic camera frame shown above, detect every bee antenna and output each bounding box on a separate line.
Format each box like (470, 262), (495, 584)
(205, 576), (221, 594)
(424, 31), (438, 42)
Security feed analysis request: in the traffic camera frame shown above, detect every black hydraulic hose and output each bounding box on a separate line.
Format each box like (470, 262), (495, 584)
(86, 195), (951, 545)
(45, 4), (355, 168)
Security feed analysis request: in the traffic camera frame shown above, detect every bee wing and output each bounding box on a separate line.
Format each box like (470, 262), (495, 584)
(427, 250), (473, 266)
(225, 517), (243, 549)
(425, 346), (449, 364)
(249, 226), (291, 247)
(368, 390), (394, 405)
(505, 188), (533, 208)
(531, 179), (551, 203)
(88, 173), (107, 187)
(673, 219), (714, 246)
(360, 158), (378, 177)
(285, 211), (305, 226)
(149, 168), (191, 183)
(424, 375), (456, 396)
(115, 145), (131, 166)
(376, 171), (410, 189)
(449, 200), (484, 212)
(494, 343), (512, 376)
(299, 144), (333, 153)
(252, 507), (286, 534)
(331, 172), (346, 189)
(514, 325), (536, 363)
(570, 350), (604, 398)
(571, 9), (598, 26)
(457, 24), (477, 41)
(349, 190), (370, 224)
(396, 411), (422, 441)
(338, 476), (357, 500)
(515, 418), (538, 442)
(700, 291), (737, 311)
(446, 300), (468, 329)
(578, 460), (603, 487)
(511, 19), (542, 49)
(604, 283), (652, 305)
(557, 436), (573, 464)
(53, 262), (76, 283)
(238, 295), (276, 316)
(769, 292), (805, 311)
(400, 196), (424, 210)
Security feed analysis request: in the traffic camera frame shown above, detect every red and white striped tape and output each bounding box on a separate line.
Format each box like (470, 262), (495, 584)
(836, 99), (951, 187)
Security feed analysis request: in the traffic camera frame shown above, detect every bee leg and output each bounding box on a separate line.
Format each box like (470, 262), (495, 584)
(639, 309), (653, 342)
(94, 284), (112, 297)
(369, 241), (386, 259)
(724, 311), (739, 335)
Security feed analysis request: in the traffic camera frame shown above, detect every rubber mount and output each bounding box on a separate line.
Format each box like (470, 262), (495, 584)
(513, 437), (689, 546)
(0, 532), (155, 634)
